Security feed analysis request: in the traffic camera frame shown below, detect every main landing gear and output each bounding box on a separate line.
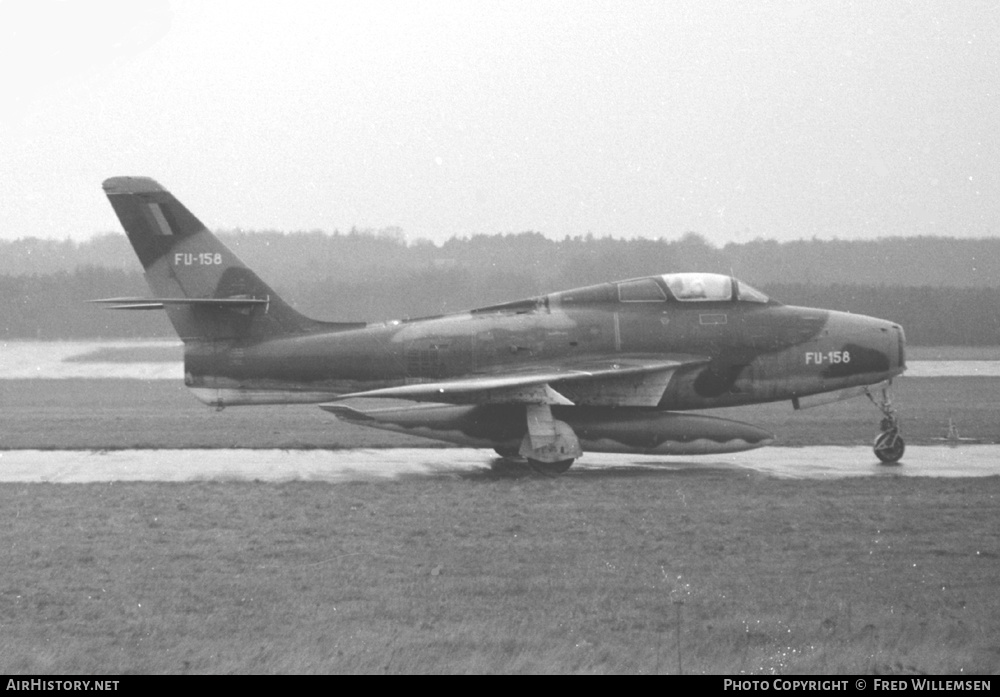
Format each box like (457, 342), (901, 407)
(493, 404), (581, 475)
(866, 383), (904, 464)
(519, 404), (581, 474)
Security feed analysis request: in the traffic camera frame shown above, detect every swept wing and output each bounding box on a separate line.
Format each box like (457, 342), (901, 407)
(335, 353), (708, 407)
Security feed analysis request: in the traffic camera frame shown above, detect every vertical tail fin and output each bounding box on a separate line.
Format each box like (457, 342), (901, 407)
(102, 177), (348, 342)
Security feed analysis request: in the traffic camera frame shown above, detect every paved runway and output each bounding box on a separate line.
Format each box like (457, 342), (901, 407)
(0, 445), (996, 483)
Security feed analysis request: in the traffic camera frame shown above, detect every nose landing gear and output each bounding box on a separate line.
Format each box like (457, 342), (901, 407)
(866, 383), (904, 463)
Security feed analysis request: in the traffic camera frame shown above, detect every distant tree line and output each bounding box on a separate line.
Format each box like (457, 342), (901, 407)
(2, 230), (1000, 344)
(5, 229), (1000, 288)
(0, 267), (171, 339)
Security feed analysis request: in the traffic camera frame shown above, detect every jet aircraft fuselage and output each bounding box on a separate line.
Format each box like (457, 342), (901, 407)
(97, 176), (907, 471)
(178, 275), (905, 414)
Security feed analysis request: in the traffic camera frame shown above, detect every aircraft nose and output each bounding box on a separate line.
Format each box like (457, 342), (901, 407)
(893, 323), (906, 372)
(823, 311), (906, 379)
(877, 319), (906, 375)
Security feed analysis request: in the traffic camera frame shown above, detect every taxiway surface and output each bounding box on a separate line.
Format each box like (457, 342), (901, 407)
(0, 446), (997, 483)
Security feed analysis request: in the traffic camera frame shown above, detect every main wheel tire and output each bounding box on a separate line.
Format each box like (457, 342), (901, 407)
(874, 431), (905, 463)
(526, 458), (575, 476)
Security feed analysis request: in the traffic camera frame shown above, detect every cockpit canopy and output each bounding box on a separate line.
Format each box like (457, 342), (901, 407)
(554, 273), (769, 306)
(659, 273), (769, 304)
(662, 273), (731, 301)
(474, 273), (770, 315)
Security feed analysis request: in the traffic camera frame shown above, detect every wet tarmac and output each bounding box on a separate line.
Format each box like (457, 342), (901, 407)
(0, 340), (182, 379)
(0, 445), (997, 483)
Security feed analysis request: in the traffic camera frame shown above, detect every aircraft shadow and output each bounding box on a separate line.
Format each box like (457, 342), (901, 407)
(451, 457), (749, 481)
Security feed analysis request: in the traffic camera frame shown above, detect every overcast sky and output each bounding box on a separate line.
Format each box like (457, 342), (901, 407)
(1, 0), (997, 245)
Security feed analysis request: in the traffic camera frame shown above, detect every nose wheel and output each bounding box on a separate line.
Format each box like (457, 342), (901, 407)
(867, 384), (904, 463)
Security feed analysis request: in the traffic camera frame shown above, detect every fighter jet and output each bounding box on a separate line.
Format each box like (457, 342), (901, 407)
(96, 176), (907, 473)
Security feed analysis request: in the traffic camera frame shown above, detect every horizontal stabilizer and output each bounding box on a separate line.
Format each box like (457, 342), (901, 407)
(95, 302), (165, 311)
(91, 297), (269, 311)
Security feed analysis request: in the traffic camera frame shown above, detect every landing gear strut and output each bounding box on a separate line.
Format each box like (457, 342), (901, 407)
(866, 383), (904, 463)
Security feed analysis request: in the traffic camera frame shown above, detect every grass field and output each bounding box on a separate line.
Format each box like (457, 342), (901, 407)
(1, 475), (998, 674)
